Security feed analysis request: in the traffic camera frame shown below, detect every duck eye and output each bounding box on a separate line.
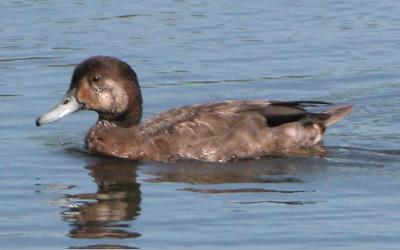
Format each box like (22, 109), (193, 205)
(92, 75), (102, 82)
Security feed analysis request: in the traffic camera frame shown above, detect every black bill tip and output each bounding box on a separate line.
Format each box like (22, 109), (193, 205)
(35, 118), (42, 127)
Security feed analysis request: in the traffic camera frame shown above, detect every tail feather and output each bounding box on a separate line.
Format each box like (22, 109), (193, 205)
(319, 104), (353, 127)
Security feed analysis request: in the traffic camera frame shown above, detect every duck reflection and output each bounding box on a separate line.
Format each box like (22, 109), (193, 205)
(62, 158), (141, 239)
(141, 156), (325, 204)
(143, 156), (325, 186)
(62, 151), (326, 243)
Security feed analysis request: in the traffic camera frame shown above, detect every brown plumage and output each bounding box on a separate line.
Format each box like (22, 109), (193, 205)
(36, 56), (353, 162)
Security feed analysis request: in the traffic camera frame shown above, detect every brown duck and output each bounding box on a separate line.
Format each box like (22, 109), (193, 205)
(36, 56), (352, 162)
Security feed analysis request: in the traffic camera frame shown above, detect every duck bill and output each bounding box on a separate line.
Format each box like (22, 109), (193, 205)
(36, 90), (82, 126)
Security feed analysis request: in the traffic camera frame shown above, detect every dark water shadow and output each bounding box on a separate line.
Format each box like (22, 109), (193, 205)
(141, 155), (327, 186)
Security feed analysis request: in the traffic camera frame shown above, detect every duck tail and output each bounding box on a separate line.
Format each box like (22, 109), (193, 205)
(318, 104), (353, 127)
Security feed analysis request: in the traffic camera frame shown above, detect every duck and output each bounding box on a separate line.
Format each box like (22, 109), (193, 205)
(36, 56), (352, 162)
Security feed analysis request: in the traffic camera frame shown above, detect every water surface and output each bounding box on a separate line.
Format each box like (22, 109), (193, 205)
(1, 1), (400, 249)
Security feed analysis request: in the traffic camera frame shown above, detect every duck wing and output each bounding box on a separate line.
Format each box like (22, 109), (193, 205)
(143, 100), (344, 135)
(234, 100), (333, 127)
(141, 100), (351, 162)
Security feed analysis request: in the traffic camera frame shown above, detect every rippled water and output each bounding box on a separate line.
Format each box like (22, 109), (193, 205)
(1, 1), (400, 249)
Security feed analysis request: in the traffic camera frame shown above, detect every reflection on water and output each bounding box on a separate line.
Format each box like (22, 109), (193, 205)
(179, 187), (308, 194)
(142, 157), (324, 208)
(45, 144), (400, 248)
(62, 158), (141, 243)
(142, 156), (326, 185)
(60, 154), (325, 246)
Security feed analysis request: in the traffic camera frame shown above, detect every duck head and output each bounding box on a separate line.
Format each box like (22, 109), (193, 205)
(36, 56), (143, 128)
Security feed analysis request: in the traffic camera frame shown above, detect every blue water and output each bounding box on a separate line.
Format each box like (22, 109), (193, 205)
(1, 1), (400, 249)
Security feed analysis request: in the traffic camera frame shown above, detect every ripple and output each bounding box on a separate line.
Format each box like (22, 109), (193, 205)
(230, 200), (322, 205)
(0, 56), (60, 62)
(46, 63), (77, 68)
(90, 17), (111, 21)
(179, 187), (310, 194)
(35, 183), (76, 193)
(69, 228), (140, 239)
(0, 233), (24, 237)
(70, 244), (139, 249)
(329, 146), (400, 157)
(0, 45), (20, 50)
(0, 94), (21, 98)
(51, 47), (84, 51)
(116, 14), (151, 19)
(143, 74), (317, 88)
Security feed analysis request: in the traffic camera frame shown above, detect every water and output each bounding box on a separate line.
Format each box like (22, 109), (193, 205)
(1, 0), (400, 249)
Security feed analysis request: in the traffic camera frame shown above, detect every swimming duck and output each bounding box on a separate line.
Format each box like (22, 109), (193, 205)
(36, 56), (352, 162)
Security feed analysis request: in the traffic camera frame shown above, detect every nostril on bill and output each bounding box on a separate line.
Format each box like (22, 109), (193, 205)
(63, 97), (70, 105)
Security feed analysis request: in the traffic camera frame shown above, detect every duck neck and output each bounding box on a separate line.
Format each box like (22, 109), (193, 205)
(99, 91), (143, 128)
(101, 112), (141, 128)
